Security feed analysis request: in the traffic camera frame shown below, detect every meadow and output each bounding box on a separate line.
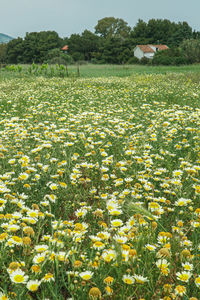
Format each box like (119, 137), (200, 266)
(0, 69), (200, 299)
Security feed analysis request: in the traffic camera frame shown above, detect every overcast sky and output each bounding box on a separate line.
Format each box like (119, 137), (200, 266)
(1, 0), (200, 38)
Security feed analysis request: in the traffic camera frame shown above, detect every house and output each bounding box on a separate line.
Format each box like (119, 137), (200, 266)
(134, 45), (168, 60)
(61, 45), (69, 53)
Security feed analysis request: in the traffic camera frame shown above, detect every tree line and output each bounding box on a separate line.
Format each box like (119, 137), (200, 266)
(0, 17), (200, 65)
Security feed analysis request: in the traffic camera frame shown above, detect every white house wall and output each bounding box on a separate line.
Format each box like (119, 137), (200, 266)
(134, 47), (144, 59)
(144, 53), (154, 59)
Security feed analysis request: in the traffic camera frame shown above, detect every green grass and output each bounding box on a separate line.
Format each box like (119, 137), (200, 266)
(69, 63), (200, 78)
(1, 63), (200, 80)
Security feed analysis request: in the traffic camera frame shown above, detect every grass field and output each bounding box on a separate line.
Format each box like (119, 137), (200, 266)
(0, 70), (200, 299)
(1, 63), (200, 79)
(69, 63), (200, 78)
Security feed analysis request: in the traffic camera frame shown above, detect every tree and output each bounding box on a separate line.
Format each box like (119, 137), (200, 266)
(68, 33), (83, 61)
(0, 44), (7, 63)
(23, 31), (62, 63)
(131, 19), (193, 47)
(68, 31), (100, 61)
(6, 38), (24, 63)
(46, 48), (73, 65)
(168, 22), (193, 47)
(95, 17), (131, 39)
(131, 19), (148, 39)
(180, 39), (200, 63)
(81, 30), (100, 60)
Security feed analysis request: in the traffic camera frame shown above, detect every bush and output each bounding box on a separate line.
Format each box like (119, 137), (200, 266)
(152, 54), (190, 66)
(173, 56), (190, 65)
(46, 48), (73, 65)
(139, 57), (150, 65)
(127, 56), (139, 64)
(152, 55), (173, 65)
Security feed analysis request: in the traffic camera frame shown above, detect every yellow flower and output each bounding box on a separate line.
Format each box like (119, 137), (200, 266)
(27, 280), (40, 292)
(105, 285), (113, 295)
(0, 292), (9, 300)
(176, 271), (191, 283)
(22, 236), (31, 245)
(79, 271), (93, 281)
(89, 287), (101, 299)
(73, 260), (82, 268)
(42, 273), (55, 282)
(103, 276), (114, 285)
(31, 265), (41, 274)
(0, 232), (8, 242)
(122, 274), (135, 285)
(175, 285), (186, 296)
(195, 276), (200, 288)
(23, 226), (35, 237)
(156, 248), (171, 258)
(93, 241), (105, 250)
(10, 269), (28, 284)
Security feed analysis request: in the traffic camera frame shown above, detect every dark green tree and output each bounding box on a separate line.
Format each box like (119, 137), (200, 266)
(95, 17), (131, 39)
(180, 39), (200, 63)
(168, 22), (193, 46)
(6, 38), (24, 63)
(99, 36), (133, 64)
(81, 30), (100, 60)
(68, 31), (100, 61)
(131, 19), (193, 47)
(0, 44), (7, 63)
(23, 31), (62, 63)
(67, 33), (83, 61)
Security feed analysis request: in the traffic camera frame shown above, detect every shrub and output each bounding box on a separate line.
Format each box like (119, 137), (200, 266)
(127, 56), (139, 64)
(152, 55), (173, 65)
(139, 57), (150, 65)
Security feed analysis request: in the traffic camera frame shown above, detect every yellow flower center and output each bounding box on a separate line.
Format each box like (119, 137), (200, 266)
(37, 257), (45, 263)
(13, 275), (24, 283)
(82, 274), (91, 280)
(29, 284), (39, 291)
(124, 278), (133, 284)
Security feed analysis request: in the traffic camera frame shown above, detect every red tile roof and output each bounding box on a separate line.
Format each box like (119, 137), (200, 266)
(152, 45), (169, 50)
(137, 45), (155, 53)
(61, 45), (68, 51)
(137, 44), (168, 53)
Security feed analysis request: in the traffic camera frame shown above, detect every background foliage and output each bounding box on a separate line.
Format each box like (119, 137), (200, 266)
(1, 17), (200, 65)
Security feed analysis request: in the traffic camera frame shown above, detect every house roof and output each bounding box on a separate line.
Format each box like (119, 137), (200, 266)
(152, 44), (169, 51)
(137, 45), (155, 53)
(136, 44), (168, 53)
(61, 45), (69, 51)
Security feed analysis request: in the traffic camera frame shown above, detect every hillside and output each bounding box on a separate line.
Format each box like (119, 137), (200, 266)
(0, 33), (13, 43)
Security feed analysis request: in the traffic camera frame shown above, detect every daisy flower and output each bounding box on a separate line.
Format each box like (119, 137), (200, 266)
(145, 244), (157, 251)
(0, 291), (9, 300)
(134, 274), (149, 284)
(110, 219), (123, 227)
(176, 271), (191, 283)
(27, 280), (41, 292)
(182, 262), (193, 271)
(122, 274), (135, 285)
(175, 285), (186, 296)
(195, 276), (200, 288)
(10, 269), (28, 284)
(33, 253), (46, 264)
(42, 273), (55, 282)
(79, 271), (93, 281)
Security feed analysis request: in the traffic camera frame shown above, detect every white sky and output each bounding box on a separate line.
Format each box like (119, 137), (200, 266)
(1, 0), (200, 38)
